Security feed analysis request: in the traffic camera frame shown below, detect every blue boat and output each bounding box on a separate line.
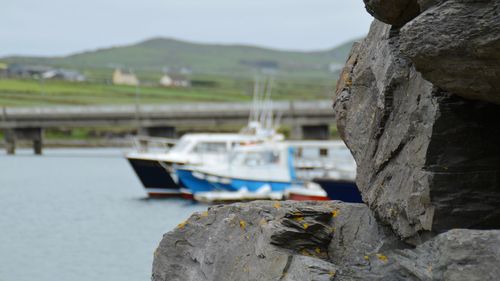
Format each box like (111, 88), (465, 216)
(312, 178), (363, 203)
(176, 140), (362, 203)
(176, 142), (299, 196)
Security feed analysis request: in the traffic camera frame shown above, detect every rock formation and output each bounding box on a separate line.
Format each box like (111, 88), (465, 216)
(335, 0), (500, 241)
(153, 201), (500, 281)
(153, 1), (500, 280)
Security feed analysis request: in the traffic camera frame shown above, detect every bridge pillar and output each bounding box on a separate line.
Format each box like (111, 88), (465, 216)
(5, 131), (15, 155)
(139, 126), (176, 138)
(4, 128), (44, 155)
(291, 124), (330, 140)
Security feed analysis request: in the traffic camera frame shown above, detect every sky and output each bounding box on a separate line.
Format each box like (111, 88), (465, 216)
(1, 0), (373, 57)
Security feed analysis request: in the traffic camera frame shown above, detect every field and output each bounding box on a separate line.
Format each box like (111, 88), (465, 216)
(0, 75), (336, 107)
(0, 37), (354, 107)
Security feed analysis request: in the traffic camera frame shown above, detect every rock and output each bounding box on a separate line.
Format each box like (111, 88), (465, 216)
(340, 229), (500, 280)
(152, 201), (500, 281)
(334, 20), (500, 240)
(363, 0), (421, 27)
(399, 0), (500, 104)
(152, 201), (400, 281)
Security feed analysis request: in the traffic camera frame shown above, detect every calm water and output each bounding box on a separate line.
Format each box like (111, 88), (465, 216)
(0, 148), (206, 281)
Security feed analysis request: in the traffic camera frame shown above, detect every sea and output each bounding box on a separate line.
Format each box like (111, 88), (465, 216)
(0, 148), (207, 281)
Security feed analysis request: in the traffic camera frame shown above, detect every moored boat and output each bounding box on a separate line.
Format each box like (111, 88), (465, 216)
(177, 140), (362, 202)
(176, 142), (298, 197)
(312, 178), (362, 203)
(126, 133), (270, 198)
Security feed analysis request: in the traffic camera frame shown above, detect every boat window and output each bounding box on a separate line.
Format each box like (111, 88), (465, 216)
(243, 151), (280, 166)
(320, 148), (328, 156)
(300, 147), (319, 158)
(193, 142), (227, 154)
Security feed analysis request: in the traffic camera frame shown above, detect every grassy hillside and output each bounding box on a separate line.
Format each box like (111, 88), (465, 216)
(2, 38), (356, 79)
(0, 38), (357, 107)
(0, 76), (335, 107)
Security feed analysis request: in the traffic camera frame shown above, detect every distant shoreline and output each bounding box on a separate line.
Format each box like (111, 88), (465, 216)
(0, 138), (132, 149)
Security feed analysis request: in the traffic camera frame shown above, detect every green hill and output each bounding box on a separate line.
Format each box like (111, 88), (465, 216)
(1, 38), (356, 79)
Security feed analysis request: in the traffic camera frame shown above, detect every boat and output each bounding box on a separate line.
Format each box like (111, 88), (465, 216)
(312, 178), (362, 203)
(287, 140), (362, 203)
(126, 132), (275, 198)
(175, 141), (298, 197)
(126, 77), (284, 198)
(176, 140), (362, 202)
(194, 185), (284, 204)
(284, 182), (329, 201)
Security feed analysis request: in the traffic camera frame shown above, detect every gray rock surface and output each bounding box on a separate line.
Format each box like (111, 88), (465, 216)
(152, 201), (399, 281)
(399, 0), (500, 104)
(334, 19), (500, 241)
(152, 201), (500, 281)
(343, 229), (500, 281)
(363, 0), (421, 27)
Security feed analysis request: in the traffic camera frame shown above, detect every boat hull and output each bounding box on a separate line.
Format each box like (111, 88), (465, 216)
(176, 169), (222, 194)
(176, 169), (294, 195)
(313, 178), (363, 203)
(127, 158), (182, 197)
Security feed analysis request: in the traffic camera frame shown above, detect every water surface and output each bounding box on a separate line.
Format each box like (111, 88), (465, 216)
(0, 148), (206, 281)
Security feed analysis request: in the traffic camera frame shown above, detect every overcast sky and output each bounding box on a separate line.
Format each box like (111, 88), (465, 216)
(1, 0), (373, 57)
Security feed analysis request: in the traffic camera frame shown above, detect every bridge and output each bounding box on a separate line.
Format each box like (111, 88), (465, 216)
(0, 100), (335, 154)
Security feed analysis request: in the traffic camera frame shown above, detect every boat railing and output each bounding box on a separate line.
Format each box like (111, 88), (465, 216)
(131, 136), (177, 153)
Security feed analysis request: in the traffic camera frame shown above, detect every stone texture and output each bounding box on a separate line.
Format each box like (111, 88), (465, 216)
(399, 0), (500, 104)
(334, 20), (500, 240)
(363, 0), (421, 27)
(152, 201), (500, 281)
(341, 229), (500, 280)
(152, 201), (399, 281)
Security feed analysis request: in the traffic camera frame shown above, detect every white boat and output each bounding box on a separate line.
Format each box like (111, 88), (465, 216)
(126, 129), (281, 198)
(175, 141), (296, 196)
(126, 77), (284, 198)
(175, 140), (361, 202)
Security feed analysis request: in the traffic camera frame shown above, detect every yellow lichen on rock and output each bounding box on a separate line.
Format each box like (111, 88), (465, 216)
(177, 221), (188, 229)
(293, 216), (304, 222)
(302, 223), (309, 230)
(273, 201), (281, 209)
(332, 209), (340, 218)
(376, 253), (388, 262)
(300, 249), (310, 256)
(239, 220), (247, 230)
(200, 211), (209, 218)
(315, 247), (321, 254)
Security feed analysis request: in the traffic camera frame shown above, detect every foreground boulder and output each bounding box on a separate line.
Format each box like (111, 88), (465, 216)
(152, 201), (401, 281)
(152, 201), (500, 281)
(335, 18), (500, 241)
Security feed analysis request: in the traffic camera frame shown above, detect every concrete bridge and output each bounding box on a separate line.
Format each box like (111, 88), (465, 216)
(1, 100), (335, 154)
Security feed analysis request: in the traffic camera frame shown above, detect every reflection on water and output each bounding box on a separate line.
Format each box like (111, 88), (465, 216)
(0, 148), (206, 281)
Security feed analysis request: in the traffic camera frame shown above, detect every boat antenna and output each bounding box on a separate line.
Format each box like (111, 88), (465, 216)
(260, 77), (273, 126)
(250, 76), (260, 124)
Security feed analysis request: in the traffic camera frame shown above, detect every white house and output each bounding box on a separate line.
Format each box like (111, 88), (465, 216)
(159, 74), (190, 87)
(113, 69), (139, 86)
